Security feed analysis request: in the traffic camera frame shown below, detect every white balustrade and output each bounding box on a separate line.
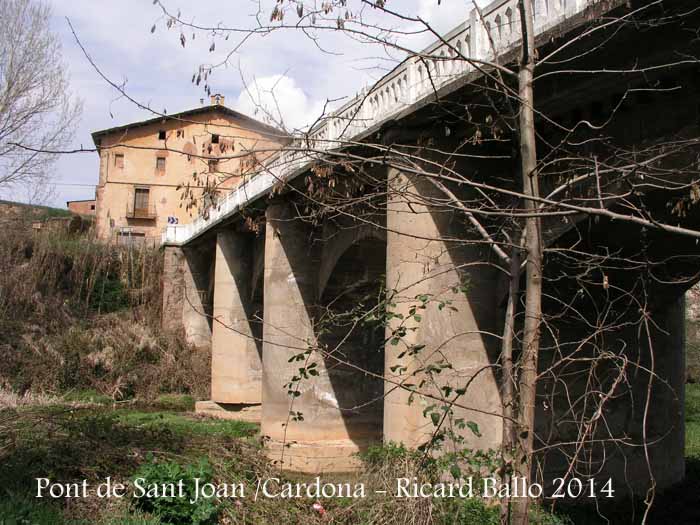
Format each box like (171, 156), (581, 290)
(162, 0), (595, 246)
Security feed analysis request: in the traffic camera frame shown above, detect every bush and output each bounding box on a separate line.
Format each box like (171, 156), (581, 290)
(359, 441), (417, 466)
(131, 457), (218, 525)
(437, 498), (499, 525)
(0, 493), (65, 525)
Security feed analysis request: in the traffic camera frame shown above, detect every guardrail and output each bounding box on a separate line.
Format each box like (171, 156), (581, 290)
(163, 0), (593, 245)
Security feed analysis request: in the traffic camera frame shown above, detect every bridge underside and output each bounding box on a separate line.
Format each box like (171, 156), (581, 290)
(161, 0), (700, 499)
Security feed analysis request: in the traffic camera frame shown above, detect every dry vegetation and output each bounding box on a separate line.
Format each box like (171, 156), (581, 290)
(0, 225), (209, 401)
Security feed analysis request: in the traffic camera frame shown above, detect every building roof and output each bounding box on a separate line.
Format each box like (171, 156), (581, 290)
(91, 104), (287, 147)
(66, 199), (95, 204)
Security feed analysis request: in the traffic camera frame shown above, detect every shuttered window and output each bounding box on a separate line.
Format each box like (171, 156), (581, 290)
(134, 187), (150, 213)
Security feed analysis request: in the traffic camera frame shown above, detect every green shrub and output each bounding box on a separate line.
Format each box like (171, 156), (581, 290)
(359, 441), (416, 466)
(99, 509), (162, 525)
(0, 493), (64, 525)
(437, 497), (499, 525)
(131, 457), (218, 525)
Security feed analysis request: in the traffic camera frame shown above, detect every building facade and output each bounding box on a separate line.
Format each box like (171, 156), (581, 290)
(66, 199), (96, 216)
(92, 95), (286, 244)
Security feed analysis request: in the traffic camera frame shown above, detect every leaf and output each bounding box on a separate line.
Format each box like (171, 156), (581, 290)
(467, 421), (482, 437)
(150, 24), (156, 34)
(209, 42), (215, 52)
(180, 33), (186, 47)
(450, 464), (461, 480)
(430, 412), (440, 426)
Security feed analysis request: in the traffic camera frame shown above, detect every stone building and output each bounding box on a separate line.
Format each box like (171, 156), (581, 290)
(91, 95), (286, 244)
(66, 199), (96, 216)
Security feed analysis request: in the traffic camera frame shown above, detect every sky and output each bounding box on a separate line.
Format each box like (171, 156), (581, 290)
(5, 0), (484, 208)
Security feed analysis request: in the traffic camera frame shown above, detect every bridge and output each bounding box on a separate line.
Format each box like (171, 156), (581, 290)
(161, 0), (699, 498)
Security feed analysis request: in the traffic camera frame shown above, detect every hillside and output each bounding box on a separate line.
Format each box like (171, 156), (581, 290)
(0, 199), (71, 218)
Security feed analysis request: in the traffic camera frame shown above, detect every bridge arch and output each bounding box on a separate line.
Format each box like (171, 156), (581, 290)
(316, 231), (388, 450)
(317, 224), (387, 300)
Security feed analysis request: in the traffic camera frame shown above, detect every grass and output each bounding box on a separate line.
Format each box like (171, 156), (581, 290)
(62, 389), (113, 405)
(152, 394), (196, 412)
(0, 401), (263, 524)
(116, 410), (257, 439)
(1, 386), (699, 524)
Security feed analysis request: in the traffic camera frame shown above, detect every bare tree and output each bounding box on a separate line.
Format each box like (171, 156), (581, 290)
(29, 0), (699, 522)
(0, 0), (81, 201)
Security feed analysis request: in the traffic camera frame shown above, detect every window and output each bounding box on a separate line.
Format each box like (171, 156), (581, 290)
(90, 204), (95, 210)
(115, 154), (124, 169)
(134, 187), (150, 214)
(156, 157), (166, 171)
(158, 130), (166, 140)
(211, 134), (219, 144)
(208, 159), (219, 172)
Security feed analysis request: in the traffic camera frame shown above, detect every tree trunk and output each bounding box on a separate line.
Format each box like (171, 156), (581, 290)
(500, 240), (521, 524)
(512, 0), (543, 523)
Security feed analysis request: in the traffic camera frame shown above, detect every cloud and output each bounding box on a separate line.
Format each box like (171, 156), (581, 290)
(234, 74), (324, 131)
(13, 0), (486, 208)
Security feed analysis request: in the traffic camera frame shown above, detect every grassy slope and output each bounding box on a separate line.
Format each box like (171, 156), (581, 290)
(1, 387), (698, 524)
(0, 397), (259, 525)
(0, 199), (71, 220)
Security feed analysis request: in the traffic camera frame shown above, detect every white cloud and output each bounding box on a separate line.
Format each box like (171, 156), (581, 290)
(418, 0), (472, 35)
(234, 74), (324, 132)
(23, 0), (485, 208)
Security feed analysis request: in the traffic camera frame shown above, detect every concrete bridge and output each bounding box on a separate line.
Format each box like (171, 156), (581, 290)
(162, 0), (700, 497)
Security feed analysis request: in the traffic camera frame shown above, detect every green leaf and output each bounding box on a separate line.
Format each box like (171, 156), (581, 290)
(466, 421), (481, 437)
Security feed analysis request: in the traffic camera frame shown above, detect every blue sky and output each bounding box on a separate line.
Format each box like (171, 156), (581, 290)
(9, 0), (480, 208)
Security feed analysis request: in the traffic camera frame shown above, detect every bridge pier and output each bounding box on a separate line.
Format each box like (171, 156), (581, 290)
(262, 200), (364, 472)
(162, 244), (212, 348)
(181, 246), (213, 348)
(208, 230), (263, 421)
(383, 168), (503, 450)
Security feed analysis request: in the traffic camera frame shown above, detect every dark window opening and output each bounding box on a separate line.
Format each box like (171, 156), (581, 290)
(211, 134), (219, 144)
(158, 130), (166, 140)
(90, 204), (95, 210)
(208, 159), (219, 172)
(156, 157), (166, 170)
(115, 154), (124, 168)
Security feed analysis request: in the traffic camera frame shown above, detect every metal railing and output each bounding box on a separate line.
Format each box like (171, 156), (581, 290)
(126, 203), (157, 220)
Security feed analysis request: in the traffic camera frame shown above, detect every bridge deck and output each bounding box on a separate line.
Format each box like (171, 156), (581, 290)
(162, 0), (602, 246)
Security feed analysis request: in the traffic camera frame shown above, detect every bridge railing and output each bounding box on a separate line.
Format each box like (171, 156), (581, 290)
(162, 0), (593, 245)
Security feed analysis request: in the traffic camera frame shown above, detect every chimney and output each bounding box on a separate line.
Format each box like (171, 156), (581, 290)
(210, 94), (225, 106)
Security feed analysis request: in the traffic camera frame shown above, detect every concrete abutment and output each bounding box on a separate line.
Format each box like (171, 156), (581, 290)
(262, 200), (368, 472)
(210, 230), (263, 416)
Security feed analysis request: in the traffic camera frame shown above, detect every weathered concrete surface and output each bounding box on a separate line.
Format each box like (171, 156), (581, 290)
(210, 230), (262, 406)
(194, 400), (261, 423)
(181, 246), (213, 348)
(383, 168), (503, 450)
(162, 246), (186, 334)
(261, 200), (368, 472)
(534, 279), (686, 497)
